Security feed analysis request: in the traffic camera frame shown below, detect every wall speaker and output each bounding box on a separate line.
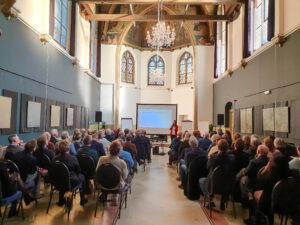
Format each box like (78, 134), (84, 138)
(95, 111), (102, 123)
(217, 114), (224, 126)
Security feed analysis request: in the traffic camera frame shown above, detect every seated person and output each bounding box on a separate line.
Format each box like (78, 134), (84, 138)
(244, 135), (261, 160)
(53, 140), (87, 206)
(199, 139), (235, 210)
(198, 132), (212, 152)
(248, 152), (289, 225)
(178, 132), (191, 161)
(61, 131), (77, 156)
(4, 134), (23, 160)
(141, 130), (152, 162)
(0, 160), (20, 217)
(33, 135), (54, 169)
(123, 134), (138, 161)
(179, 136), (205, 189)
(91, 133), (106, 158)
(71, 130), (82, 153)
(132, 130), (148, 164)
(98, 130), (111, 152)
(207, 134), (221, 158)
(289, 146), (300, 174)
(119, 146), (134, 171)
(50, 129), (59, 145)
(97, 140), (128, 187)
(77, 135), (99, 165)
(236, 144), (269, 203)
(167, 132), (182, 166)
(42, 132), (55, 152)
(229, 138), (249, 175)
(12, 140), (40, 205)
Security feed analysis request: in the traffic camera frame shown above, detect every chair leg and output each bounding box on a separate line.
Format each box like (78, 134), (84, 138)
(231, 196), (236, 219)
(125, 191), (128, 208)
(209, 196), (212, 218)
(1, 206), (8, 225)
(118, 193), (123, 219)
(280, 215), (284, 225)
(94, 194), (100, 217)
(284, 215), (288, 225)
(46, 188), (54, 214)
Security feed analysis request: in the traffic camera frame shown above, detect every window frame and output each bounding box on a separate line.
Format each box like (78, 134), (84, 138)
(147, 55), (165, 86)
(49, 0), (70, 49)
(89, 21), (98, 74)
(178, 51), (193, 85)
(214, 20), (228, 79)
(121, 51), (135, 84)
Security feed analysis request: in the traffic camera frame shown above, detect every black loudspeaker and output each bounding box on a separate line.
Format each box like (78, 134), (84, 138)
(217, 114), (224, 126)
(95, 111), (102, 122)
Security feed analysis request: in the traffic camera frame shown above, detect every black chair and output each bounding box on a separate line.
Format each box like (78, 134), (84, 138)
(0, 161), (24, 225)
(77, 154), (95, 180)
(202, 166), (236, 218)
(94, 163), (127, 219)
(185, 156), (208, 200)
(46, 161), (80, 219)
(37, 153), (52, 170)
(269, 177), (300, 225)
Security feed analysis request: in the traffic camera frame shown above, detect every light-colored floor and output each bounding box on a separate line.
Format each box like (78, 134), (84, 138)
(117, 155), (211, 225)
(4, 155), (211, 225)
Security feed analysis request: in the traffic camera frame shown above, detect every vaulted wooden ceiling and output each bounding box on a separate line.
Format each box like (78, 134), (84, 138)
(78, 0), (243, 49)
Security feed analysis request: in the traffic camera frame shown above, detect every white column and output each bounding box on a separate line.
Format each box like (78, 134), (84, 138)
(194, 45), (214, 132)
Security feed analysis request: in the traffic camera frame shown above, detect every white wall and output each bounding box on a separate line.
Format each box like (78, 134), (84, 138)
(283, 0), (300, 34)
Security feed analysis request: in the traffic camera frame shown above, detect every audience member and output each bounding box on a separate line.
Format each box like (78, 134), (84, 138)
(123, 134), (138, 162)
(91, 133), (106, 157)
(141, 130), (152, 162)
(168, 131), (182, 166)
(244, 135), (261, 159)
(98, 130), (111, 151)
(53, 140), (87, 206)
(289, 146), (300, 173)
(263, 136), (275, 158)
(119, 145), (134, 171)
(77, 135), (99, 164)
(132, 130), (148, 164)
(12, 140), (40, 205)
(34, 135), (54, 168)
(193, 130), (202, 141)
(4, 134), (23, 160)
(223, 130), (233, 148)
(50, 129), (59, 145)
(243, 135), (251, 152)
(96, 140), (128, 187)
(178, 132), (191, 161)
(43, 132), (55, 151)
(229, 138), (249, 174)
(198, 132), (212, 152)
(207, 134), (221, 158)
(105, 129), (115, 142)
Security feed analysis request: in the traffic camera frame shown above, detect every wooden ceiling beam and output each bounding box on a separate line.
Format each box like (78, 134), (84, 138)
(76, 0), (244, 5)
(86, 14), (230, 22)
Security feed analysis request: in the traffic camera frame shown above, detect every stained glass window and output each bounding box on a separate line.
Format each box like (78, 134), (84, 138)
(178, 52), (193, 85)
(121, 51), (135, 84)
(148, 55), (165, 86)
(53, 0), (68, 48)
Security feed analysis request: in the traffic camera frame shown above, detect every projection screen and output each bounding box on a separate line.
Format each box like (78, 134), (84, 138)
(136, 104), (177, 134)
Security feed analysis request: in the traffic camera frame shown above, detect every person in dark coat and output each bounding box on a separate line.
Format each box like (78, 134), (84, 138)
(168, 132), (182, 166)
(4, 134), (23, 160)
(77, 135), (99, 165)
(198, 132), (212, 152)
(12, 140), (40, 205)
(178, 132), (191, 161)
(91, 133), (106, 158)
(53, 140), (87, 206)
(132, 130), (148, 164)
(199, 139), (235, 210)
(229, 138), (249, 175)
(141, 130), (152, 162)
(33, 135), (54, 169)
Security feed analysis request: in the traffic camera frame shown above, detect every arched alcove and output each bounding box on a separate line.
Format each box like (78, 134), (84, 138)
(225, 102), (233, 128)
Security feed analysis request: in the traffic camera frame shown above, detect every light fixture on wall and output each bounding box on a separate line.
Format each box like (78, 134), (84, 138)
(146, 0), (176, 49)
(40, 34), (51, 45)
(264, 90), (271, 95)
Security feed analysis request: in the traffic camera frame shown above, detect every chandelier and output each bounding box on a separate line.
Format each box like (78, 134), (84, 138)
(146, 1), (176, 49)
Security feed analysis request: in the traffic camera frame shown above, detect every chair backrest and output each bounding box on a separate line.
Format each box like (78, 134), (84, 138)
(37, 153), (52, 170)
(7, 160), (20, 174)
(96, 163), (120, 190)
(48, 161), (71, 191)
(209, 165), (235, 195)
(77, 154), (95, 180)
(272, 177), (300, 214)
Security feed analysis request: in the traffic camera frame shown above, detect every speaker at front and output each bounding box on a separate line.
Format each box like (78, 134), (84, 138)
(95, 111), (102, 123)
(217, 114), (224, 126)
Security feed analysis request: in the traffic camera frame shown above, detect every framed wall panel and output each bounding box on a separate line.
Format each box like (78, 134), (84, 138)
(50, 105), (61, 128)
(1, 90), (18, 135)
(263, 108), (275, 131)
(74, 105), (81, 129)
(0, 96), (12, 129)
(234, 109), (240, 133)
(35, 97), (46, 132)
(20, 94), (34, 133)
(240, 109), (246, 134)
(245, 108), (253, 134)
(46, 100), (56, 131)
(56, 102), (65, 130)
(274, 107), (289, 133)
(27, 101), (41, 128)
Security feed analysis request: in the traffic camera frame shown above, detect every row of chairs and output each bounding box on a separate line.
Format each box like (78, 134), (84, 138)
(201, 166), (300, 225)
(0, 153), (133, 224)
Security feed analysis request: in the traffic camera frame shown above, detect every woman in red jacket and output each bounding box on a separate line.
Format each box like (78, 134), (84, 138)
(170, 120), (178, 140)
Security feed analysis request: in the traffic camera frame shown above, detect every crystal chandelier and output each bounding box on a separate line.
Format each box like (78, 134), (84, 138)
(146, 0), (176, 49)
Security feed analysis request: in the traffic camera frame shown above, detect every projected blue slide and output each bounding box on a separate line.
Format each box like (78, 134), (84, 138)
(138, 109), (173, 128)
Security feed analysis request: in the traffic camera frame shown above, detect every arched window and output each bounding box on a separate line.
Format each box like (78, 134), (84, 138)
(121, 51), (135, 84)
(178, 52), (193, 84)
(148, 55), (165, 86)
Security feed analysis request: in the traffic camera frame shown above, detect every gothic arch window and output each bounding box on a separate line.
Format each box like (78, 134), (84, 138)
(148, 55), (165, 86)
(178, 52), (193, 85)
(121, 51), (135, 84)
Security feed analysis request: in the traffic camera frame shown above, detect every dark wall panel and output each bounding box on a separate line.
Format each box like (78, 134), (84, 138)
(254, 105), (263, 135)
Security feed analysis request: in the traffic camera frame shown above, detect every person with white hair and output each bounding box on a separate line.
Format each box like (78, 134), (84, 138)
(198, 132), (212, 152)
(98, 129), (111, 153)
(207, 134), (221, 158)
(4, 134), (23, 160)
(178, 136), (206, 190)
(50, 129), (59, 145)
(61, 131), (77, 156)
